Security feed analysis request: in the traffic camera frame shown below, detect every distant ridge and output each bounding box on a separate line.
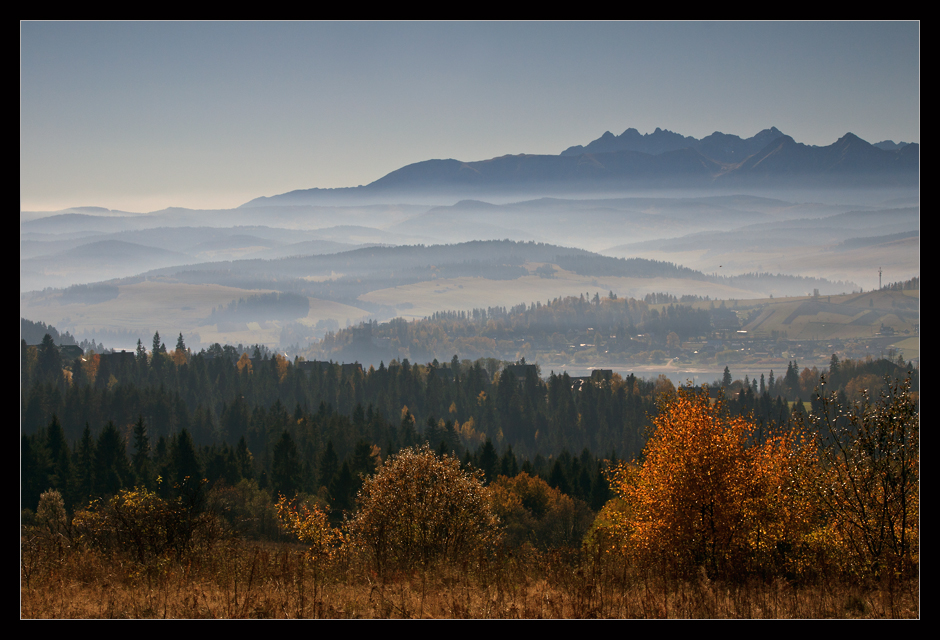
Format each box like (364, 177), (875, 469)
(241, 127), (919, 207)
(728, 133), (920, 182)
(560, 126), (786, 163)
(873, 140), (912, 151)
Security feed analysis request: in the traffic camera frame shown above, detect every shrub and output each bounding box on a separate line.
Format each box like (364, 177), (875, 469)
(275, 494), (343, 560)
(490, 473), (594, 549)
(347, 445), (500, 574)
(36, 489), (69, 538)
(73, 479), (219, 562)
(206, 478), (280, 541)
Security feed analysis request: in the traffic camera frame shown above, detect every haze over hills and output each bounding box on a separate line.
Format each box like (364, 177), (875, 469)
(21, 124), (918, 357)
(21, 239), (864, 351)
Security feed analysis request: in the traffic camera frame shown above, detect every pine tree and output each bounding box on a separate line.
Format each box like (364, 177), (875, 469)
(22, 434), (45, 512)
(46, 416), (73, 507)
(171, 429), (201, 490)
(272, 430), (300, 498)
(548, 458), (571, 496)
(132, 415), (153, 489)
(478, 439), (498, 484)
(318, 440), (339, 492)
(235, 436), (254, 480)
(829, 354), (842, 387)
(73, 423), (96, 506)
(329, 461), (355, 514)
(95, 421), (131, 497)
(37, 334), (62, 386)
(136, 339), (148, 370)
(500, 444), (519, 477)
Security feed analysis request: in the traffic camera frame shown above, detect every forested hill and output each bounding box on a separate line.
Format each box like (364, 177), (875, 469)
(105, 241), (718, 304)
(107, 239), (848, 303)
(22, 317), (77, 346)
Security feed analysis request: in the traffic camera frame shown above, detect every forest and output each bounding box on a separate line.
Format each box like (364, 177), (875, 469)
(21, 329), (918, 618)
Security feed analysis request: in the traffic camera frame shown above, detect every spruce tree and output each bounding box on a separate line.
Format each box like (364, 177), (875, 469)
(272, 430), (300, 498)
(95, 421), (131, 497)
(132, 415), (153, 488)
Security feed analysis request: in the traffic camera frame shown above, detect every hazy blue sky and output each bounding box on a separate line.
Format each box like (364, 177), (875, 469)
(21, 21), (919, 212)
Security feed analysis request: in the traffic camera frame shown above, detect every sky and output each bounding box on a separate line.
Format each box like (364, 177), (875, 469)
(21, 21), (920, 213)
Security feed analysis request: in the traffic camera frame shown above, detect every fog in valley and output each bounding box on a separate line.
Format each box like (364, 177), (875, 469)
(21, 22), (919, 376)
(21, 143), (919, 368)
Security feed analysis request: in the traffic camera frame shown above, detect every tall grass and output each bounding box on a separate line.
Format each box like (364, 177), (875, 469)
(21, 533), (918, 619)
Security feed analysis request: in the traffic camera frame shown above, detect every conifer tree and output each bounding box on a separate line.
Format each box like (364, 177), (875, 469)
(73, 423), (96, 506)
(318, 440), (339, 492)
(171, 429), (201, 490)
(272, 430), (301, 498)
(478, 438), (498, 484)
(37, 334), (62, 387)
(132, 415), (153, 489)
(94, 421), (131, 498)
(45, 415), (73, 508)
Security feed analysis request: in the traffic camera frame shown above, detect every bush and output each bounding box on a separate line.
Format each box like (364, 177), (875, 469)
(73, 479), (220, 562)
(275, 494), (343, 559)
(490, 473), (594, 549)
(206, 479), (280, 541)
(348, 445), (500, 574)
(36, 489), (69, 538)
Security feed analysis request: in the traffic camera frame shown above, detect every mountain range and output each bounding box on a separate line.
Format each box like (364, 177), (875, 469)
(243, 127), (919, 207)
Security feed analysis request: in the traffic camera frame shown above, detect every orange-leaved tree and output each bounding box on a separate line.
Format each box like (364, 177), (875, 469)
(607, 387), (818, 579)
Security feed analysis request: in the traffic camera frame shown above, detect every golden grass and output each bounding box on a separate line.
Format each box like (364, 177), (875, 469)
(21, 537), (918, 619)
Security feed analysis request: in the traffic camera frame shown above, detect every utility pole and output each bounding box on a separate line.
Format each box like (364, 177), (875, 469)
(879, 267), (882, 290)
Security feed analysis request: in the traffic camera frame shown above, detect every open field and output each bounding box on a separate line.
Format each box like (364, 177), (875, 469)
(359, 264), (766, 321)
(21, 540), (918, 619)
(734, 289), (918, 340)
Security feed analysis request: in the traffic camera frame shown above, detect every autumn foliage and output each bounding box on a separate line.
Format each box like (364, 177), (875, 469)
(810, 375), (919, 577)
(275, 495), (344, 560)
(604, 387), (818, 579)
(347, 445), (500, 575)
(489, 472), (594, 549)
(71, 480), (219, 563)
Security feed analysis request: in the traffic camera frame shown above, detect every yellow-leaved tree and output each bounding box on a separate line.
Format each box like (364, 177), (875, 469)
(605, 387), (818, 579)
(347, 445), (500, 575)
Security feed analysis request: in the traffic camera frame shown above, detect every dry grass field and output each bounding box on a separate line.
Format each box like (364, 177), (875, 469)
(20, 537), (919, 619)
